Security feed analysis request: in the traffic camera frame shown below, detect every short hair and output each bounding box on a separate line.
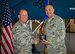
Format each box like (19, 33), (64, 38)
(44, 2), (53, 9)
(18, 9), (27, 15)
(48, 2), (53, 6)
(45, 2), (54, 8)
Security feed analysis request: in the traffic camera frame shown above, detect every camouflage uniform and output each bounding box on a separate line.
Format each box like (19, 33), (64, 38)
(45, 14), (67, 54)
(12, 21), (34, 54)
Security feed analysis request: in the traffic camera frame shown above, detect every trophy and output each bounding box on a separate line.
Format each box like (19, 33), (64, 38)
(37, 21), (47, 54)
(31, 20), (47, 54)
(30, 20), (46, 42)
(38, 22), (46, 42)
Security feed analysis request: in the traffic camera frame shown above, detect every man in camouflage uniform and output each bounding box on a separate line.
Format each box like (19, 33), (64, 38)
(12, 9), (38, 54)
(43, 4), (67, 54)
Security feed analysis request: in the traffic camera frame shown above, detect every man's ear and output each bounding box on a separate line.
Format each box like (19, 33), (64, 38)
(18, 15), (20, 19)
(52, 7), (55, 13)
(53, 8), (55, 12)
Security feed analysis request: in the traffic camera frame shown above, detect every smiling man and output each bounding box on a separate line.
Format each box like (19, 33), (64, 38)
(12, 9), (39, 54)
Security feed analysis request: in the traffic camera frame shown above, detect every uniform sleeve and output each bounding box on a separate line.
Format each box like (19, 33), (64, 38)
(56, 19), (65, 41)
(12, 26), (21, 54)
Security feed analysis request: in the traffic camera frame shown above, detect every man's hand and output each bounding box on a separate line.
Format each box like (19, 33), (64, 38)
(42, 40), (49, 45)
(34, 37), (39, 45)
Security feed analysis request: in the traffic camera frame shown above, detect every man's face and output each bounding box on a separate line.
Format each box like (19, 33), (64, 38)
(45, 5), (54, 18)
(18, 10), (28, 24)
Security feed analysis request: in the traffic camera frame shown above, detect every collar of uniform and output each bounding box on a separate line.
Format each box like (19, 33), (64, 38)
(19, 20), (26, 27)
(47, 14), (54, 22)
(23, 24), (26, 27)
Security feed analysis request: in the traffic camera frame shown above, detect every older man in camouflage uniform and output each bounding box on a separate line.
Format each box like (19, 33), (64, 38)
(43, 4), (67, 54)
(12, 9), (38, 54)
